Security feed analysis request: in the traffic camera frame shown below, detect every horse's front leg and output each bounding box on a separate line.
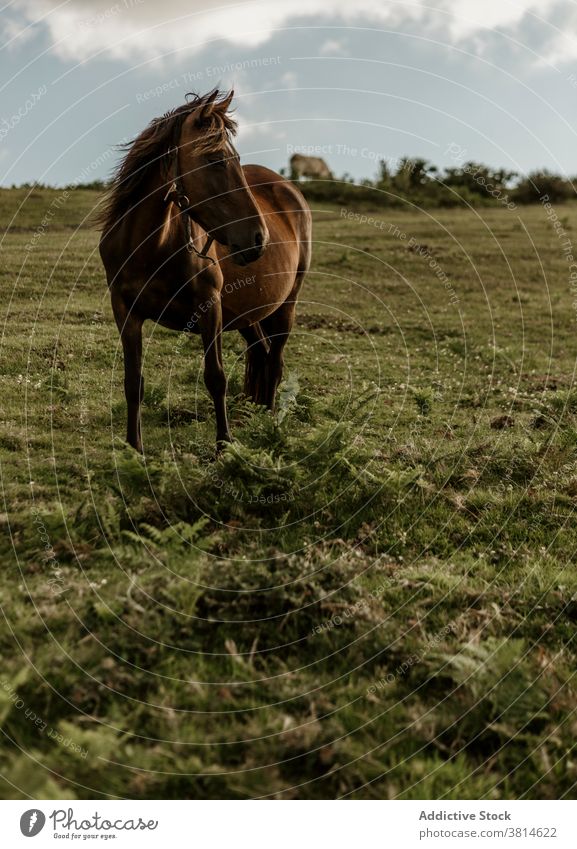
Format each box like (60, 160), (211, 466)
(111, 290), (144, 453)
(197, 286), (231, 449)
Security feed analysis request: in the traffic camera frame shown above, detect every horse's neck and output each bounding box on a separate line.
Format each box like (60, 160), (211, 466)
(140, 171), (204, 253)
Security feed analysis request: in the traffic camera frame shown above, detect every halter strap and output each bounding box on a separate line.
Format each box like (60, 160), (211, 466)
(163, 146), (216, 264)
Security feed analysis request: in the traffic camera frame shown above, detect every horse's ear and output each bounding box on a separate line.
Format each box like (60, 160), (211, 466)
(196, 89), (220, 124)
(195, 89), (234, 125)
(220, 89), (234, 111)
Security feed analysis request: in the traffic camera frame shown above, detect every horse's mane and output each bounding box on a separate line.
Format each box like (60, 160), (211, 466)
(95, 89), (237, 231)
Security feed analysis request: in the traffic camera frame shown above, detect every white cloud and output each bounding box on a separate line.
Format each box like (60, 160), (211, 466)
(9, 0), (574, 62)
(446, 0), (556, 37)
(319, 38), (345, 55)
(280, 70), (298, 87)
(0, 9), (38, 49)
(235, 112), (285, 143)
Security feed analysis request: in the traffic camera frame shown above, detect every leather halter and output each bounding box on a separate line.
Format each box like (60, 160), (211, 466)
(163, 145), (215, 264)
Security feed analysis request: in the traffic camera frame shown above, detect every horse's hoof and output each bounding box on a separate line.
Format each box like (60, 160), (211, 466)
(216, 435), (232, 455)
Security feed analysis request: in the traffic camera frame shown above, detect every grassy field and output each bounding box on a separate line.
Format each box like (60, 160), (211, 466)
(1, 186), (577, 799)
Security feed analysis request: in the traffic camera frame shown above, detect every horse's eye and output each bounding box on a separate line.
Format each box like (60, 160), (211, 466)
(208, 157), (227, 170)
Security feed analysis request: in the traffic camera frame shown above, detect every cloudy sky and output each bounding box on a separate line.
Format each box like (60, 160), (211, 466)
(1, 0), (576, 185)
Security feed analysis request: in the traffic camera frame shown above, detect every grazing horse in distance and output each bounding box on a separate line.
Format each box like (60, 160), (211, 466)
(290, 153), (333, 180)
(98, 90), (311, 452)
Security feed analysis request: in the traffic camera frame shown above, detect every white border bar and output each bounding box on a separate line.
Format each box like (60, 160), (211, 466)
(1, 800), (576, 848)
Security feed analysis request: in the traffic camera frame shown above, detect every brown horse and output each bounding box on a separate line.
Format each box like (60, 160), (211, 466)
(98, 89), (311, 451)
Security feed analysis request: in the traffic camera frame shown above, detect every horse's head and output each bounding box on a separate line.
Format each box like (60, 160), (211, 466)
(177, 90), (268, 265)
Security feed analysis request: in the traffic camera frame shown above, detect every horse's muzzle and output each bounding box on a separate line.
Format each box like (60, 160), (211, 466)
(230, 230), (267, 266)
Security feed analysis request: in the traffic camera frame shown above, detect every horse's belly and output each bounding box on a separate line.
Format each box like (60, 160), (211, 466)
(139, 282), (199, 331)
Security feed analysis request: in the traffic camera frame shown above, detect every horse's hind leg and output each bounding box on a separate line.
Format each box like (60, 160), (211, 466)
(260, 308), (292, 411)
(260, 268), (306, 410)
(239, 323), (269, 404)
(260, 300), (297, 412)
(112, 293), (144, 453)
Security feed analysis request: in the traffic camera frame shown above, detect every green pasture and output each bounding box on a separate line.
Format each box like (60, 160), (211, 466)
(1, 186), (577, 798)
